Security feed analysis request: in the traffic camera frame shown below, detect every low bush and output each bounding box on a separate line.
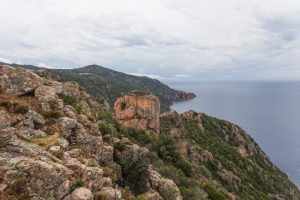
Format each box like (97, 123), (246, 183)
(42, 110), (64, 119)
(203, 183), (226, 200)
(98, 120), (117, 135)
(69, 180), (84, 193)
(103, 166), (118, 182)
(114, 141), (126, 151)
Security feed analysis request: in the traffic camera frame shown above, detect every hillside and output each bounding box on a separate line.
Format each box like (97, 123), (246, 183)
(0, 65), (299, 200)
(1, 62), (195, 112)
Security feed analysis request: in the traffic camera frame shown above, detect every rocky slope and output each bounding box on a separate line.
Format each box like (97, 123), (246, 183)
(1, 62), (196, 112)
(0, 64), (299, 200)
(0, 65), (182, 200)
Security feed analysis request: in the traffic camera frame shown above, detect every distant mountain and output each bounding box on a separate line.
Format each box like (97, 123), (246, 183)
(2, 63), (195, 111)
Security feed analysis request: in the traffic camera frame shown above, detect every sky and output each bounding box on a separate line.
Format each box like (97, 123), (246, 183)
(0, 0), (300, 80)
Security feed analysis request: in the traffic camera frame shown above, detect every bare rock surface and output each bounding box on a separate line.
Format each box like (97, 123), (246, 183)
(114, 91), (160, 135)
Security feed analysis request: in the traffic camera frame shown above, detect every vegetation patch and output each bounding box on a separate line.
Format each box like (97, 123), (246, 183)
(42, 110), (64, 119)
(58, 94), (83, 114)
(114, 141), (126, 151)
(203, 183), (226, 200)
(98, 120), (117, 135)
(103, 166), (118, 182)
(30, 132), (60, 148)
(69, 180), (84, 193)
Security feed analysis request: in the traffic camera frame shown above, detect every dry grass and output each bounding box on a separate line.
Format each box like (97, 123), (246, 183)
(44, 120), (61, 135)
(0, 92), (41, 113)
(30, 132), (60, 148)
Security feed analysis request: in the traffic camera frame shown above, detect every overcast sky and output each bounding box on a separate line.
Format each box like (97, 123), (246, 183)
(0, 0), (300, 80)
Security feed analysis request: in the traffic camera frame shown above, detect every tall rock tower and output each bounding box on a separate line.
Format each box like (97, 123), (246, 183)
(114, 91), (160, 135)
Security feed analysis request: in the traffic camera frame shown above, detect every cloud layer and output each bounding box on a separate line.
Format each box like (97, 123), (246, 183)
(0, 0), (300, 80)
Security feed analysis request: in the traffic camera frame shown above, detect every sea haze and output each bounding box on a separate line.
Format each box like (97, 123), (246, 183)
(165, 80), (300, 186)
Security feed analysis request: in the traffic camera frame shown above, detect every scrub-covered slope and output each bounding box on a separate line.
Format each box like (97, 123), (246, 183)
(0, 65), (299, 200)
(2, 62), (195, 112)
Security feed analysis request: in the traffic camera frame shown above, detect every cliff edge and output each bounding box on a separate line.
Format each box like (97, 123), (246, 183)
(0, 64), (299, 200)
(114, 91), (160, 135)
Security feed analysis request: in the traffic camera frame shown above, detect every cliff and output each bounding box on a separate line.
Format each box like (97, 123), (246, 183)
(0, 65), (182, 200)
(1, 62), (196, 112)
(0, 64), (299, 200)
(114, 91), (160, 135)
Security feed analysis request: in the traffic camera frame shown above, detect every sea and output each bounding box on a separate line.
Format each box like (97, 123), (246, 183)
(164, 80), (300, 187)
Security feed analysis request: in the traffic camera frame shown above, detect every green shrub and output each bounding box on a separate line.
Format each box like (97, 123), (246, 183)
(51, 149), (64, 159)
(69, 180), (84, 193)
(153, 134), (192, 176)
(114, 141), (126, 151)
(103, 166), (118, 182)
(203, 183), (226, 200)
(197, 165), (212, 178)
(58, 94), (83, 114)
(154, 134), (180, 163)
(136, 195), (148, 200)
(119, 127), (155, 145)
(97, 110), (119, 125)
(98, 98), (105, 104)
(98, 120), (117, 135)
(159, 165), (197, 188)
(58, 94), (77, 105)
(74, 103), (83, 114)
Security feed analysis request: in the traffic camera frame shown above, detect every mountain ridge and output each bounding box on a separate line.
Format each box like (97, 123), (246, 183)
(1, 62), (196, 112)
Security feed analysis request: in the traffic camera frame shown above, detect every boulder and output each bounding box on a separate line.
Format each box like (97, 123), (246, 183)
(82, 167), (104, 191)
(0, 110), (19, 129)
(100, 145), (114, 164)
(26, 109), (45, 125)
(63, 105), (78, 119)
(57, 137), (70, 149)
(148, 166), (182, 200)
(217, 169), (241, 190)
(95, 187), (122, 200)
(65, 149), (82, 158)
(14, 158), (72, 199)
(71, 187), (93, 200)
(0, 65), (44, 95)
(16, 127), (46, 141)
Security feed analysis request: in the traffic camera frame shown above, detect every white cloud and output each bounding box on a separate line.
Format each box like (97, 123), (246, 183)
(130, 73), (163, 79)
(175, 75), (192, 78)
(0, 56), (12, 64)
(0, 0), (299, 80)
(37, 62), (52, 68)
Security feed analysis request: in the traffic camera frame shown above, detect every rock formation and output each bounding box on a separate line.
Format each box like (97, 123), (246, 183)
(0, 64), (299, 200)
(0, 65), (182, 200)
(114, 91), (160, 135)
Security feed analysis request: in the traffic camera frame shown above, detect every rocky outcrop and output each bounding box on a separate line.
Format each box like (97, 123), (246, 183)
(0, 65), (183, 200)
(0, 66), (117, 199)
(217, 169), (241, 190)
(148, 166), (182, 200)
(168, 90), (196, 101)
(0, 65), (44, 95)
(1, 64), (299, 200)
(114, 138), (182, 200)
(114, 91), (160, 135)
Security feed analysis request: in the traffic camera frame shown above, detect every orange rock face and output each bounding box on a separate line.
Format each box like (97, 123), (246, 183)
(114, 91), (160, 135)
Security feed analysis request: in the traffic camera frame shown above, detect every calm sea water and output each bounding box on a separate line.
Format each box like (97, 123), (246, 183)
(165, 80), (300, 186)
